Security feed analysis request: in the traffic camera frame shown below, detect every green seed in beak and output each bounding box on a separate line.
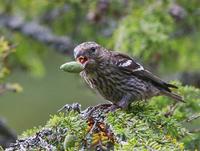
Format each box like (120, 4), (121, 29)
(60, 61), (84, 73)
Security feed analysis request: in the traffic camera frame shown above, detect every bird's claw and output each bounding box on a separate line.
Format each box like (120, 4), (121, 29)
(58, 103), (81, 113)
(81, 103), (112, 119)
(104, 104), (121, 113)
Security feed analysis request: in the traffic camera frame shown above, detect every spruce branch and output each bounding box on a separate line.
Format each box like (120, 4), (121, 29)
(5, 101), (190, 151)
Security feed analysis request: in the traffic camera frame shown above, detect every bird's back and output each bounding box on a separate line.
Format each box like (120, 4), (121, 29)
(81, 61), (160, 103)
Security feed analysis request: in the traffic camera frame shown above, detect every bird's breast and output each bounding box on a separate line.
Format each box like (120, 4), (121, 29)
(81, 67), (126, 102)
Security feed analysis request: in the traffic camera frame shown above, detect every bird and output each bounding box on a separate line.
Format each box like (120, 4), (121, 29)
(74, 41), (184, 110)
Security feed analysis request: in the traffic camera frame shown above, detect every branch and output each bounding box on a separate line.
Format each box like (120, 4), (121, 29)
(184, 114), (200, 123)
(39, 4), (70, 24)
(5, 103), (188, 150)
(166, 72), (200, 88)
(0, 83), (22, 95)
(189, 128), (200, 133)
(164, 103), (178, 117)
(0, 119), (17, 149)
(0, 13), (75, 55)
(179, 72), (200, 88)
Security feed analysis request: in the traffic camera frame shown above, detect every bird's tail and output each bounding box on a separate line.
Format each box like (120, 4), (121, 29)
(161, 91), (184, 102)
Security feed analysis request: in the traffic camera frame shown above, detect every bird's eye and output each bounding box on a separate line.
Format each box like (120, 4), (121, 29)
(91, 47), (96, 53)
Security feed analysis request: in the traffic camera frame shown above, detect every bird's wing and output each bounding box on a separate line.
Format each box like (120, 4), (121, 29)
(111, 51), (177, 92)
(111, 52), (144, 71)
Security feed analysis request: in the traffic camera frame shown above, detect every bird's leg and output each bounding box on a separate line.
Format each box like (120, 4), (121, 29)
(106, 95), (131, 112)
(84, 103), (112, 117)
(117, 95), (131, 109)
(106, 104), (120, 112)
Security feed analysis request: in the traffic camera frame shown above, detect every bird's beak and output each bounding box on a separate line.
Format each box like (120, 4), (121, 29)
(76, 56), (88, 65)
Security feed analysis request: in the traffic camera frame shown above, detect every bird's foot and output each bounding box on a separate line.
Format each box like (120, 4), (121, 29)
(82, 103), (112, 118)
(104, 104), (121, 113)
(57, 103), (81, 113)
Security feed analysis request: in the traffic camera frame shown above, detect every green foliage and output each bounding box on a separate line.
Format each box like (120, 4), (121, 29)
(21, 112), (87, 151)
(111, 0), (200, 74)
(107, 108), (185, 150)
(0, 0), (134, 77)
(0, 0), (199, 150)
(150, 82), (200, 121)
(0, 37), (12, 82)
(48, 112), (87, 150)
(21, 126), (41, 138)
(9, 84), (199, 150)
(150, 82), (200, 150)
(0, 37), (22, 93)
(0, 0), (199, 76)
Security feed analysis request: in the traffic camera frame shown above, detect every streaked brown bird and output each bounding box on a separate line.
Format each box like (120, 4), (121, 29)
(74, 42), (184, 110)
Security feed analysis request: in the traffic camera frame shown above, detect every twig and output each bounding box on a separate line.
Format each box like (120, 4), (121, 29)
(189, 128), (200, 133)
(186, 114), (200, 122)
(0, 13), (75, 54)
(164, 103), (178, 117)
(0, 83), (22, 95)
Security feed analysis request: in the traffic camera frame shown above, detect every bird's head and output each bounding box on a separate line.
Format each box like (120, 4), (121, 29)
(74, 42), (105, 70)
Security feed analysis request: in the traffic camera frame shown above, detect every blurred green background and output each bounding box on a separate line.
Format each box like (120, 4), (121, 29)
(0, 0), (199, 136)
(0, 51), (104, 133)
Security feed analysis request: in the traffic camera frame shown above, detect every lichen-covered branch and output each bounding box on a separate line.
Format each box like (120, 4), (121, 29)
(4, 84), (200, 150)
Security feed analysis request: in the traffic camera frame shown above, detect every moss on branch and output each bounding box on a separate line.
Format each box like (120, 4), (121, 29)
(4, 83), (200, 151)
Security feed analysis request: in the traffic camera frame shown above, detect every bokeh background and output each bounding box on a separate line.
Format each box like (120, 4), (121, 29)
(0, 0), (199, 140)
